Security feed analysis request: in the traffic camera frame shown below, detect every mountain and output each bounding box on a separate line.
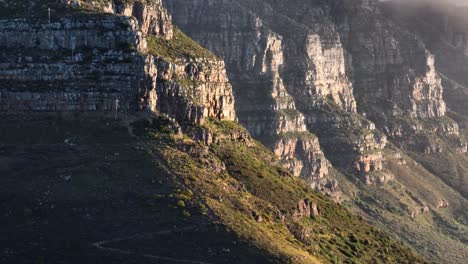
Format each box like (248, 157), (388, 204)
(0, 0), (466, 263)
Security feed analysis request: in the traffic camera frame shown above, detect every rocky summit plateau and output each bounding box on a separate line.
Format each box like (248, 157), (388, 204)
(0, 0), (467, 263)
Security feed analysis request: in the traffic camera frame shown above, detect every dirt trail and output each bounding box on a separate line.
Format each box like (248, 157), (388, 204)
(92, 225), (213, 264)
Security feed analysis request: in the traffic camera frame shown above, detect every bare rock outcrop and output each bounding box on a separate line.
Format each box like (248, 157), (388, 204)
(437, 199), (450, 209)
(293, 199), (320, 218)
(154, 57), (236, 124)
(274, 134), (329, 186)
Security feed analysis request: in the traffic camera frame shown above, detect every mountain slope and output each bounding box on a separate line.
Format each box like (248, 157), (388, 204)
(0, 113), (429, 264)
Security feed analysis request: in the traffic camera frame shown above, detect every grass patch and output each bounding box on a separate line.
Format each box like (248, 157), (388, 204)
(147, 28), (217, 62)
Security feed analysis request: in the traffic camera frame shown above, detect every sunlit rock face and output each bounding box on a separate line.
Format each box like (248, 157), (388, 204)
(165, 0), (467, 186)
(82, 0), (174, 38)
(165, 0), (385, 187)
(335, 0), (466, 154)
(335, 0), (447, 121)
(381, 0), (468, 120)
(164, 0), (337, 189)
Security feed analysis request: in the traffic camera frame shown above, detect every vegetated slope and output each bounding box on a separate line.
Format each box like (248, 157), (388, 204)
(0, 113), (428, 263)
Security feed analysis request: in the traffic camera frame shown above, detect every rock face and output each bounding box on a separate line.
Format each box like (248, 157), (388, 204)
(274, 134), (329, 187)
(165, 0), (333, 189)
(333, 0), (466, 154)
(0, 16), (152, 112)
(335, 0), (447, 120)
(0, 0), (235, 125)
(381, 1), (468, 120)
(154, 57), (236, 124)
(166, 0), (386, 186)
(73, 0), (174, 38)
(166, 0), (468, 182)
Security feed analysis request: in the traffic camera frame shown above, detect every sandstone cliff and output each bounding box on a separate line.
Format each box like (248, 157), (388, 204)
(332, 0), (467, 156)
(1, 1), (466, 263)
(0, 0), (235, 125)
(335, 0), (447, 119)
(381, 0), (468, 120)
(165, 0), (334, 190)
(166, 0), (388, 189)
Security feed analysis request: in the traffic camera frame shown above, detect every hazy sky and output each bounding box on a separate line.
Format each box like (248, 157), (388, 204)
(384, 0), (468, 5)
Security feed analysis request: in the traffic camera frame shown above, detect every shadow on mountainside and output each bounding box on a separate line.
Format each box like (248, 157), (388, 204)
(0, 113), (273, 264)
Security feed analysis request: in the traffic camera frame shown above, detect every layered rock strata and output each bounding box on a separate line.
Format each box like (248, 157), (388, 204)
(0, 16), (152, 112)
(381, 0), (468, 121)
(82, 0), (175, 39)
(166, 0), (386, 184)
(333, 0), (466, 153)
(165, 0), (333, 189)
(154, 57), (236, 124)
(335, 0), (447, 119)
(0, 0), (235, 125)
